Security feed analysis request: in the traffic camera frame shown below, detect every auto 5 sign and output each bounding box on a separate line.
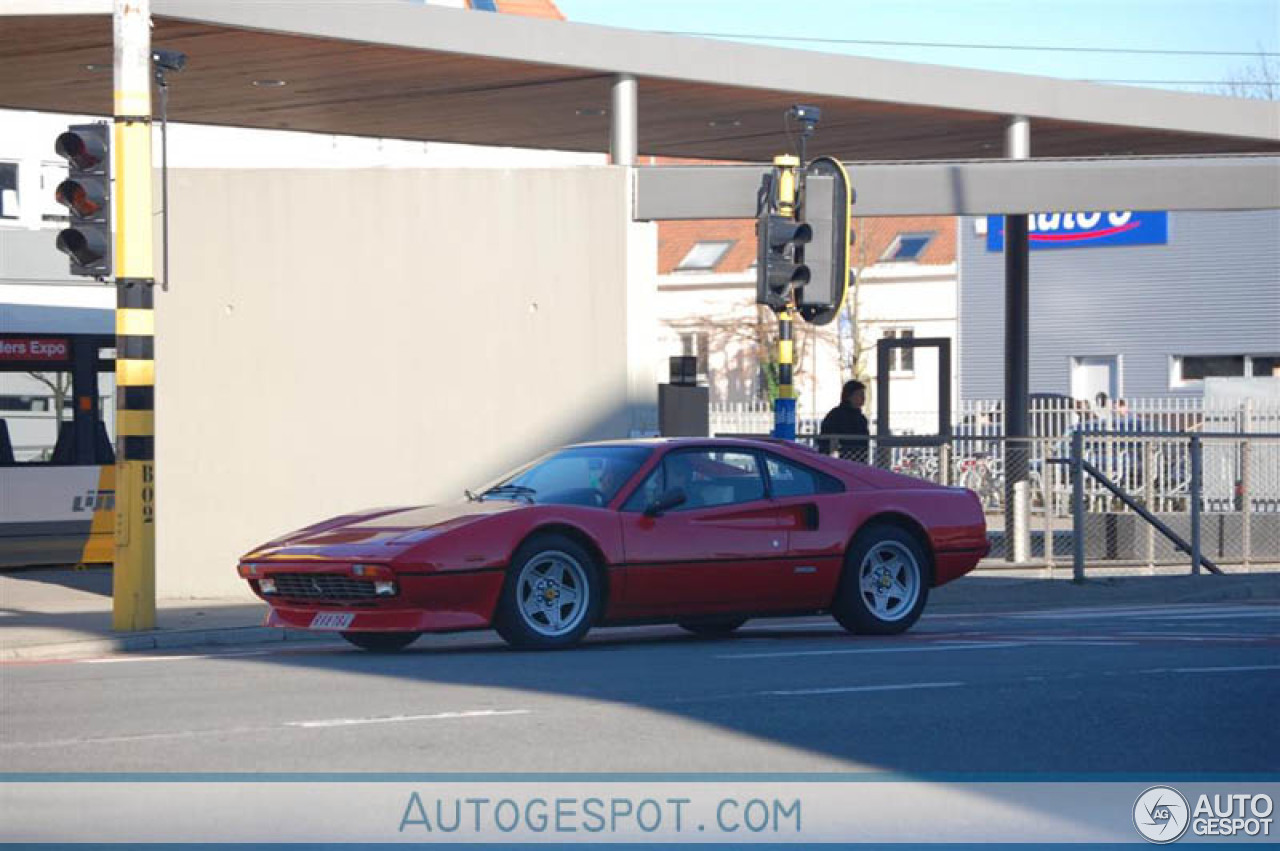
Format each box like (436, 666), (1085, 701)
(986, 211), (1169, 251)
(0, 337), (71, 362)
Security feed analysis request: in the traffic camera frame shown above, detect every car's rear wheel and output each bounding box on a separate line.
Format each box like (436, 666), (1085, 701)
(833, 522), (930, 635)
(340, 631), (421, 652)
(495, 533), (602, 650)
(677, 618), (748, 637)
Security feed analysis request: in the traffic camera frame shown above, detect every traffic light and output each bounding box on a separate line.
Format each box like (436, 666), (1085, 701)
(796, 156), (853, 326)
(54, 123), (112, 278)
(756, 163), (812, 312)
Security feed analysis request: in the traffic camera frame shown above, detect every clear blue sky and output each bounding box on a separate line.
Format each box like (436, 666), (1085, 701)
(555, 0), (1279, 94)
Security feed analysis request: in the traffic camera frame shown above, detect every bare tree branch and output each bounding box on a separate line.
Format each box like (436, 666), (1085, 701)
(27, 371), (71, 426)
(1215, 49), (1279, 100)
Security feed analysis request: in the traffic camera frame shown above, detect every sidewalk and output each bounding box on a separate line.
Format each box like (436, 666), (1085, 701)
(0, 567), (326, 661)
(3, 564), (1278, 662)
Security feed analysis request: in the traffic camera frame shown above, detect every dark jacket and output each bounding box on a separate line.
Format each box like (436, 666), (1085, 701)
(818, 404), (869, 461)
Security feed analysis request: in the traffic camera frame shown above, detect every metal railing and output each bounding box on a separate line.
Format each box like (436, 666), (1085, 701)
(778, 430), (1280, 575)
(710, 397), (1280, 439)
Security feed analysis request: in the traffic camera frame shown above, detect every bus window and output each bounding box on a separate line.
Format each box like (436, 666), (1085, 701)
(1, 305), (117, 567)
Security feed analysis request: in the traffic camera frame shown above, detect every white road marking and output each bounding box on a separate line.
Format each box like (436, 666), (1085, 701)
(1164, 664), (1280, 675)
(1115, 632), (1277, 642)
(1131, 611), (1279, 621)
(2, 709), (532, 750)
(0, 725), (267, 750)
(1010, 640), (1135, 647)
(286, 709), (531, 729)
(1012, 604), (1279, 621)
(761, 681), (963, 697)
(718, 641), (1025, 660)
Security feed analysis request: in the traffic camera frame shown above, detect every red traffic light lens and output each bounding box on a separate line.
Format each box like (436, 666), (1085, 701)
(55, 131), (107, 171)
(55, 180), (104, 218)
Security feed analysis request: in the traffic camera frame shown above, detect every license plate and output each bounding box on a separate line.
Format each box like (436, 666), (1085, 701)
(309, 612), (354, 630)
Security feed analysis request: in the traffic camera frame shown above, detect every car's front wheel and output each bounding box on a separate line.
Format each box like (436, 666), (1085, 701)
(340, 631), (421, 652)
(832, 523), (930, 635)
(494, 533), (602, 650)
(677, 618), (747, 637)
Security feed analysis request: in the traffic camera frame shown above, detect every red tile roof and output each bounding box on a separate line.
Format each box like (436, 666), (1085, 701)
(483, 0), (564, 20)
(659, 216), (956, 275)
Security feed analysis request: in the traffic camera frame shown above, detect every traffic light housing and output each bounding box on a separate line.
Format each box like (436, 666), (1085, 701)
(795, 156), (853, 326)
(54, 123), (112, 278)
(756, 166), (812, 312)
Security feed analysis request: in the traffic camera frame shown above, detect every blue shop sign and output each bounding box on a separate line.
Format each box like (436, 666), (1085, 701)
(986, 211), (1168, 251)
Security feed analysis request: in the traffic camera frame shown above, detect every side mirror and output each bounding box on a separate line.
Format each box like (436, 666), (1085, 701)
(644, 487), (687, 517)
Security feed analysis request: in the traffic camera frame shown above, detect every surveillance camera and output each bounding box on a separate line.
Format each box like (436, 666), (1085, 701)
(152, 49), (188, 73)
(789, 104), (821, 127)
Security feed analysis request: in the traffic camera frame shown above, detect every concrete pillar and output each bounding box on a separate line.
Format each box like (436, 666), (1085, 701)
(612, 73), (655, 433)
(610, 74), (637, 167)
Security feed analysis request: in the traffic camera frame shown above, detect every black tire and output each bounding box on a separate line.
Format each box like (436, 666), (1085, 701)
(340, 631), (421, 652)
(494, 533), (603, 650)
(832, 522), (931, 635)
(677, 618), (748, 637)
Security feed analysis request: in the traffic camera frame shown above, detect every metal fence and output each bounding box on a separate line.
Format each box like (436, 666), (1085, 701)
(772, 430), (1280, 575)
(710, 397), (1280, 439)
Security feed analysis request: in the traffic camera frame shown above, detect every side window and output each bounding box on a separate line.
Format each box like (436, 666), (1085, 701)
(765, 453), (845, 497)
(621, 465), (664, 512)
(667, 449), (765, 511)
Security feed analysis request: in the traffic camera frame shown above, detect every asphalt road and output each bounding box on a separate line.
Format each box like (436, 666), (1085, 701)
(2, 601), (1277, 774)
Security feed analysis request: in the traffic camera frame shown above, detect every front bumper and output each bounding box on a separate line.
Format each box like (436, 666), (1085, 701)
(241, 561), (506, 633)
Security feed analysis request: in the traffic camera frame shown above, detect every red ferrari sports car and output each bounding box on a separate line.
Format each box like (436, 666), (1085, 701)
(238, 438), (988, 650)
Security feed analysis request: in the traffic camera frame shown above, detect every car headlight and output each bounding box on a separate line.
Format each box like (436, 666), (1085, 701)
(373, 580), (397, 596)
(258, 577), (277, 594)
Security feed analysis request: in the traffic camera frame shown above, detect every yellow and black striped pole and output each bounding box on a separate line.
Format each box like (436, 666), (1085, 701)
(112, 0), (156, 631)
(772, 154), (799, 439)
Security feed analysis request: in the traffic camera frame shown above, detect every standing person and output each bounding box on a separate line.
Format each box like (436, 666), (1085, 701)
(1112, 398), (1140, 431)
(818, 379), (870, 462)
(1093, 392), (1111, 426)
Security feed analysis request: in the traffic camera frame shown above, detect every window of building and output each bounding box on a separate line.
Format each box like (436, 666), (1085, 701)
(676, 240), (734, 272)
(1251, 356), (1280, 377)
(0, 162), (18, 220)
(882, 327), (915, 374)
(881, 232), (933, 262)
(1171, 354), (1279, 387)
(41, 161), (69, 221)
(680, 331), (710, 382)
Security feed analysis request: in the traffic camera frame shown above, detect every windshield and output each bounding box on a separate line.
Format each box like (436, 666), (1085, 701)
(477, 446), (653, 507)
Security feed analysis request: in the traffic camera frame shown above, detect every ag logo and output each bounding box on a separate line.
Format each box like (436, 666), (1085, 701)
(1134, 786), (1190, 843)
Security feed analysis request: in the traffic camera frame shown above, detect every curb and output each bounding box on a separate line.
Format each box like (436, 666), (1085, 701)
(931, 572), (1280, 613)
(1, 625), (335, 663)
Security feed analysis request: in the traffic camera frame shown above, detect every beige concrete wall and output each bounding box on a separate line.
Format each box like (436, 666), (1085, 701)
(156, 168), (631, 598)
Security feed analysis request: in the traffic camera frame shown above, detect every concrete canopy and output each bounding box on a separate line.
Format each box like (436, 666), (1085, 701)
(2, 1), (1278, 161)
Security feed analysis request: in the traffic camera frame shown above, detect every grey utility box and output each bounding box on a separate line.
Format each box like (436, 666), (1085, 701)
(659, 355), (709, 437)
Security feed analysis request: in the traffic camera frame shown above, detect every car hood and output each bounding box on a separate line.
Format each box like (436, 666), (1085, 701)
(244, 500), (522, 560)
